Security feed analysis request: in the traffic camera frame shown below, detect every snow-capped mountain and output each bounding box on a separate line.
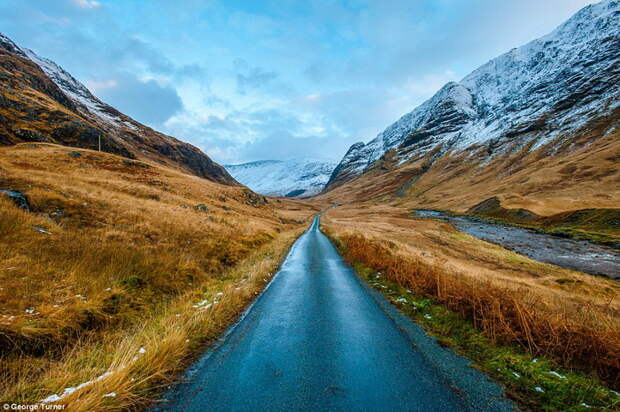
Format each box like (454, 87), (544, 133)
(0, 33), (235, 185)
(225, 159), (337, 197)
(327, 0), (620, 189)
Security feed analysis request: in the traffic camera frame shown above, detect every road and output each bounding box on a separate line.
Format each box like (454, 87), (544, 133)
(156, 216), (516, 412)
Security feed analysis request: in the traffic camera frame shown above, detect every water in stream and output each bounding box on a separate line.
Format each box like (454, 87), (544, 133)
(413, 210), (620, 280)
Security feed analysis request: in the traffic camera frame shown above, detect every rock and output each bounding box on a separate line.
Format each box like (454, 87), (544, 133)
(67, 151), (82, 158)
(13, 128), (47, 142)
(0, 190), (30, 211)
(244, 190), (268, 207)
(194, 204), (209, 213)
(122, 159), (150, 169)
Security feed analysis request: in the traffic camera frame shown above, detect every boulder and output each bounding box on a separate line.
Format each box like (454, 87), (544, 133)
(0, 190), (29, 211)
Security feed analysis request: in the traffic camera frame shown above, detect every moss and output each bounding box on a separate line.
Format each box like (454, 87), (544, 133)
(355, 264), (620, 411)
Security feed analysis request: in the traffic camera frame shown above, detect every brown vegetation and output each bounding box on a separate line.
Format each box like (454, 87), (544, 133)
(319, 116), (620, 221)
(322, 205), (620, 387)
(0, 143), (317, 409)
(0, 39), (234, 184)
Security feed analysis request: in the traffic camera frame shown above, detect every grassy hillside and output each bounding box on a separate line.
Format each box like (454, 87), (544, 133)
(0, 37), (235, 185)
(322, 204), (620, 410)
(0, 143), (317, 409)
(319, 120), (620, 243)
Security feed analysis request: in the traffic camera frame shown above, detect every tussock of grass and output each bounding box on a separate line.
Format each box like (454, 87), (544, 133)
(326, 232), (620, 410)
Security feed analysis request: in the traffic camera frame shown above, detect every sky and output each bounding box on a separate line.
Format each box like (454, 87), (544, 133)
(0, 0), (597, 164)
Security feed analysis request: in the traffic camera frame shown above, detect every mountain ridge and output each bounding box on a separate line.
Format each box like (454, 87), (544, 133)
(0, 33), (236, 185)
(325, 0), (620, 190)
(226, 158), (336, 197)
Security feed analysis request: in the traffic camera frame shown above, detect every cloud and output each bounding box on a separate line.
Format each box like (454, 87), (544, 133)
(72, 0), (101, 9)
(163, 107), (356, 163)
(234, 59), (279, 95)
(238, 132), (346, 162)
(0, 0), (598, 164)
(96, 73), (184, 126)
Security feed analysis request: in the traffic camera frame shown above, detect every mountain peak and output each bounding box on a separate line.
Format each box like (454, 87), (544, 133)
(226, 157), (337, 197)
(0, 32), (236, 185)
(325, 0), (620, 190)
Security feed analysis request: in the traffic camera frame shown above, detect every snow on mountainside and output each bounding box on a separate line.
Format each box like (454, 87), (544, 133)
(225, 159), (337, 197)
(326, 0), (620, 189)
(0, 33), (236, 184)
(22, 48), (138, 131)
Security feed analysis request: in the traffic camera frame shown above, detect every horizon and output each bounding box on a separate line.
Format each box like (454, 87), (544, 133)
(0, 0), (597, 164)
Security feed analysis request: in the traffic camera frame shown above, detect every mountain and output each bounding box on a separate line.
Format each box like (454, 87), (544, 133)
(0, 33), (236, 185)
(225, 158), (337, 197)
(326, 0), (620, 191)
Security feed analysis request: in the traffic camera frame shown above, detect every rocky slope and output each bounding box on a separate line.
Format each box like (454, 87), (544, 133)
(326, 0), (620, 190)
(225, 158), (336, 197)
(0, 33), (236, 185)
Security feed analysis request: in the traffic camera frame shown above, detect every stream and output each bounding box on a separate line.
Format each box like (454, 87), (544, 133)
(413, 210), (620, 280)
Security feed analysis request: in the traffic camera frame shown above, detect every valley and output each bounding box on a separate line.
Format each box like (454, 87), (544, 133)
(412, 209), (620, 279)
(1, 1), (619, 411)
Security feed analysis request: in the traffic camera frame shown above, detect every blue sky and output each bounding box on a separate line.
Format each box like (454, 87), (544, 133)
(0, 0), (596, 163)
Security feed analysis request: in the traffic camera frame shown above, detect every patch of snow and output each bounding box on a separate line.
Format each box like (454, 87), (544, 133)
(331, 0), (620, 183)
(32, 226), (53, 235)
(546, 371), (567, 379)
(534, 386), (545, 393)
(41, 371), (112, 403)
(22, 47), (139, 131)
(192, 299), (210, 308)
(225, 158), (337, 197)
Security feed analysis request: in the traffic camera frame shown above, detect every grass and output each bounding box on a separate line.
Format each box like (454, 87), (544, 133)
(0, 143), (317, 410)
(325, 232), (620, 411)
(461, 198), (620, 246)
(318, 121), (620, 221)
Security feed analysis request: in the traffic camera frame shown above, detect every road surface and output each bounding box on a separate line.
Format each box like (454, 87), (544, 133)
(156, 216), (516, 412)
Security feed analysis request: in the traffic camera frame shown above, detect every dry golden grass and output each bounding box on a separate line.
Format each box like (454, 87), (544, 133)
(0, 143), (317, 409)
(322, 204), (620, 386)
(320, 124), (620, 218)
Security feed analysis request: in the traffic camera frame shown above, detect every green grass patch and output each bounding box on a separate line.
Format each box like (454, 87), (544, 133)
(352, 262), (620, 411)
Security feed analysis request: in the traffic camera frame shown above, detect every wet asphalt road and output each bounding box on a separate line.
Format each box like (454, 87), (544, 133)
(156, 216), (515, 412)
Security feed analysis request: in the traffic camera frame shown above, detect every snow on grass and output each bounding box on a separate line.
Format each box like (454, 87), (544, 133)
(41, 372), (112, 403)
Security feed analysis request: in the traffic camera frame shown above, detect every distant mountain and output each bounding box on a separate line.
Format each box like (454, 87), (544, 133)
(326, 0), (620, 190)
(225, 159), (337, 197)
(0, 33), (236, 185)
